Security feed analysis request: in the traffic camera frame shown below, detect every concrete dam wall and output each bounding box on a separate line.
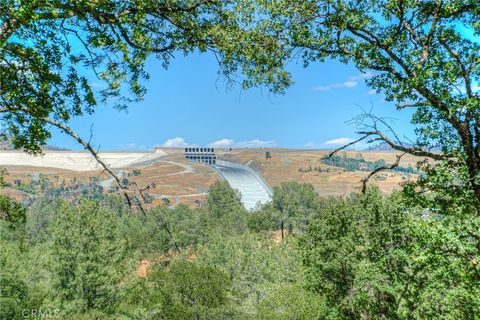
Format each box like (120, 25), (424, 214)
(213, 160), (272, 211)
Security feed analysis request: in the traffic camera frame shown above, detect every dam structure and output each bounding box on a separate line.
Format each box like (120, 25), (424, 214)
(212, 160), (272, 211)
(184, 150), (272, 210)
(184, 147), (216, 165)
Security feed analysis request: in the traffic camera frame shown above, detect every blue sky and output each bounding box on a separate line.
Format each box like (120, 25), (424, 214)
(49, 51), (416, 150)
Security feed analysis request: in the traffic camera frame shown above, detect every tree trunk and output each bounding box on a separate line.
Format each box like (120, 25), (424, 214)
(281, 220), (284, 240)
(455, 121), (480, 206)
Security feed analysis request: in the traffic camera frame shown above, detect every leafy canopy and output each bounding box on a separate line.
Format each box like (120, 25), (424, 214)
(240, 0), (480, 205)
(0, 0), (290, 153)
(301, 188), (480, 319)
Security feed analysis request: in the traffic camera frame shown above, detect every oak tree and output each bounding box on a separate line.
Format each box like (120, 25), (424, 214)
(246, 0), (480, 206)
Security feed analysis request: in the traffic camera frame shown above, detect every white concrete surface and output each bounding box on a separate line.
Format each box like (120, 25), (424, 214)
(214, 165), (272, 211)
(0, 149), (166, 171)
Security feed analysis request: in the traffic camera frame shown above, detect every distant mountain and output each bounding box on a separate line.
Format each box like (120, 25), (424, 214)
(364, 142), (405, 151)
(0, 138), (69, 151)
(0, 139), (13, 150)
(43, 145), (70, 151)
(364, 142), (440, 152)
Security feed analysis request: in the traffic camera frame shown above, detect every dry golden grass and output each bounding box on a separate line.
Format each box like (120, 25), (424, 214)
(1, 154), (217, 208)
(217, 148), (422, 196)
(2, 148), (427, 206)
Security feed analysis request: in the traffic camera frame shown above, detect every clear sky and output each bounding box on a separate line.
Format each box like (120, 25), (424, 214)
(49, 51), (416, 151)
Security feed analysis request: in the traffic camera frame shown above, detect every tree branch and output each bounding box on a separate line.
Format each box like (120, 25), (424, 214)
(322, 135), (371, 160)
(361, 152), (406, 193)
(396, 102), (428, 109)
(128, 181), (181, 253)
(4, 104), (186, 251)
(4, 105), (134, 207)
(418, 0), (443, 67)
(358, 130), (446, 161)
(439, 37), (473, 98)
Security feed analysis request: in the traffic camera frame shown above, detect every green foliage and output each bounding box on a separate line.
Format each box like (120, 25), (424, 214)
(116, 208), (171, 256)
(257, 284), (335, 320)
(0, 0), (291, 154)
(0, 169), (27, 228)
(395, 197), (480, 319)
(0, 169), (26, 227)
(0, 273), (28, 320)
(273, 181), (319, 233)
(196, 232), (303, 316)
(119, 260), (242, 319)
(156, 260), (236, 319)
(51, 200), (127, 315)
(301, 188), (480, 319)
(150, 204), (198, 249)
(1, 180), (479, 319)
(246, 204), (278, 232)
(0, 194), (26, 226)
(0, 225), (50, 320)
(15, 182), (35, 194)
(25, 197), (64, 242)
(301, 189), (408, 318)
(321, 153), (417, 173)
(206, 180), (245, 218)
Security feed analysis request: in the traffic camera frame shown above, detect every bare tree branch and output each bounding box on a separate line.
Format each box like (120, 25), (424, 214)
(396, 102), (428, 109)
(357, 130), (447, 161)
(321, 109), (454, 193)
(439, 37), (473, 98)
(3, 104), (185, 252)
(42, 118), (134, 207)
(4, 104), (134, 207)
(350, 109), (448, 161)
(322, 135), (371, 160)
(418, 0), (443, 67)
(361, 152), (406, 193)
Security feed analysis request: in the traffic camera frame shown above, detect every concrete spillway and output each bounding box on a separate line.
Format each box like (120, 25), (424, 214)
(213, 163), (272, 211)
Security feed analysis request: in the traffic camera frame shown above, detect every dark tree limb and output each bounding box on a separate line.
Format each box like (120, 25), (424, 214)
(396, 102), (428, 109)
(322, 135), (371, 160)
(2, 104), (134, 205)
(322, 109), (453, 193)
(361, 152), (406, 193)
(439, 38), (473, 98)
(41, 118), (134, 208)
(349, 110), (448, 161)
(133, 182), (181, 253)
(2, 104), (184, 252)
(357, 130), (447, 161)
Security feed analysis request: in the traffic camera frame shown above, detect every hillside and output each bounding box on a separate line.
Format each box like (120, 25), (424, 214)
(0, 148), (423, 207)
(217, 148), (421, 196)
